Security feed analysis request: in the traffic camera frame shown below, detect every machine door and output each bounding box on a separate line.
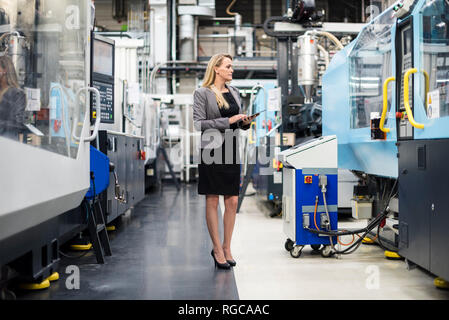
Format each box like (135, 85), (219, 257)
(345, 6), (399, 178)
(397, 1), (449, 280)
(417, 0), (449, 280)
(0, 0), (97, 242)
(397, 1), (449, 140)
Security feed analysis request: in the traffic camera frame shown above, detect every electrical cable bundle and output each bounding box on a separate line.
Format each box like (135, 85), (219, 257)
(306, 179), (398, 256)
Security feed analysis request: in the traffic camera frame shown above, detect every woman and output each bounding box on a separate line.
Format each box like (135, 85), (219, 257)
(0, 55), (26, 140)
(193, 53), (255, 269)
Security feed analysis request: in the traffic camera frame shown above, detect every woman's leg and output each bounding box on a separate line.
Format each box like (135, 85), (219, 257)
(206, 194), (226, 263)
(222, 195), (238, 261)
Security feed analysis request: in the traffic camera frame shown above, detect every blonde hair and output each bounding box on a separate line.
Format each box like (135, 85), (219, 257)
(0, 55), (19, 89)
(202, 53), (232, 109)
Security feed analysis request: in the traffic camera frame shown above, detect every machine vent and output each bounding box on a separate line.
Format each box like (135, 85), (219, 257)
(417, 145), (426, 170)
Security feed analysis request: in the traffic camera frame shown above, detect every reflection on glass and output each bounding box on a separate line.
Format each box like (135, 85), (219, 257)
(421, 0), (449, 119)
(0, 0), (87, 158)
(348, 7), (396, 129)
(0, 55), (26, 140)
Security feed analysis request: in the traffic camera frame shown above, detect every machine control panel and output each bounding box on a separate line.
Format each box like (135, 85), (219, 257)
(397, 22), (414, 140)
(92, 80), (114, 123)
(90, 33), (115, 126)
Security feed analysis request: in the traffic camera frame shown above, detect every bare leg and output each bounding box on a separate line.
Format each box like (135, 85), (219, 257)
(205, 195), (226, 263)
(222, 195), (238, 261)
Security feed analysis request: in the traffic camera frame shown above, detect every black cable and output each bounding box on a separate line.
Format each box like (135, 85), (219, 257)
(333, 179), (399, 255)
(84, 200), (90, 224)
(333, 220), (381, 255)
(376, 223), (399, 253)
(305, 209), (387, 236)
(304, 210), (385, 255)
(91, 171), (96, 204)
(305, 179), (399, 255)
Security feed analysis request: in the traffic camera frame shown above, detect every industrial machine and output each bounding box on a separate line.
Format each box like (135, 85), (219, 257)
(241, 1), (362, 215)
(322, 0), (449, 285)
(0, 0), (98, 291)
(89, 32), (145, 226)
(0, 1), (146, 296)
(322, 1), (403, 256)
(279, 135), (338, 258)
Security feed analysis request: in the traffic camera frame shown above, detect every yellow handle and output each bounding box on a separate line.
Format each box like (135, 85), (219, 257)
(422, 69), (429, 110)
(249, 122), (256, 144)
(380, 76), (395, 133)
(403, 68), (425, 129)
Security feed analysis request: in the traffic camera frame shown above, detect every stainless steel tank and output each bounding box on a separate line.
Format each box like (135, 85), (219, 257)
(8, 33), (28, 86)
(297, 34), (318, 102)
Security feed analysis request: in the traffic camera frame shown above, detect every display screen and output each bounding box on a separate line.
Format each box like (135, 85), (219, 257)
(93, 39), (113, 76)
(403, 27), (412, 55)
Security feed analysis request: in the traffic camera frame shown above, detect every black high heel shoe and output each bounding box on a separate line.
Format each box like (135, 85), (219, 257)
(226, 259), (236, 267)
(211, 250), (231, 269)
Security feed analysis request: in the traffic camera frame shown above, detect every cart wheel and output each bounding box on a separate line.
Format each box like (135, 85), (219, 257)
(321, 245), (333, 258)
(284, 239), (294, 252)
(311, 244), (322, 252)
(290, 245), (303, 258)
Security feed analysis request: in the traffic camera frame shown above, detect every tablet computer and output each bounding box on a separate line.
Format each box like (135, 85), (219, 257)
(236, 109), (266, 124)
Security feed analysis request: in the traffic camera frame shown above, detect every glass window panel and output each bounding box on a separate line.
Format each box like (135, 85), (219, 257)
(420, 0), (449, 119)
(348, 8), (396, 129)
(0, 0), (87, 158)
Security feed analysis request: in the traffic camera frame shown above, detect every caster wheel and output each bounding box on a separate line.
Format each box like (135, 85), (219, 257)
(321, 245), (333, 258)
(290, 245), (303, 258)
(270, 205), (282, 218)
(284, 239), (294, 252)
(311, 244), (322, 252)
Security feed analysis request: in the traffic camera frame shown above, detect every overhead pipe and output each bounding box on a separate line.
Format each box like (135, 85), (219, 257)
(305, 29), (344, 50)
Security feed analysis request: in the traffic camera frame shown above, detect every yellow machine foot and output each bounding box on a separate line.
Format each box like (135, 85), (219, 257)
(106, 225), (116, 231)
(434, 277), (449, 290)
(362, 237), (375, 244)
(18, 279), (50, 291)
(70, 243), (92, 251)
(46, 272), (59, 282)
(384, 250), (402, 260)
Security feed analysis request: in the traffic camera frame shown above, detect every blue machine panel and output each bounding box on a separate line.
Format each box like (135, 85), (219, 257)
(86, 146), (110, 200)
(295, 169), (338, 246)
(253, 83), (278, 147)
(322, 5), (399, 178)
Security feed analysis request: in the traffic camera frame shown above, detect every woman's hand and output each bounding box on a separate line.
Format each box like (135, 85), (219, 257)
(241, 115), (256, 126)
(229, 114), (248, 124)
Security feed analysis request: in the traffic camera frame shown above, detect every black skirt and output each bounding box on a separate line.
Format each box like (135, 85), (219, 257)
(198, 142), (241, 196)
(198, 92), (241, 196)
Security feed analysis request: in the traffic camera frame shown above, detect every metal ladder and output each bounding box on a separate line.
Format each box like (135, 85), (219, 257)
(87, 172), (112, 264)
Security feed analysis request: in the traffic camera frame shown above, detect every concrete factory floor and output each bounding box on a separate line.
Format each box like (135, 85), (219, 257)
(231, 186), (449, 300)
(15, 183), (449, 300)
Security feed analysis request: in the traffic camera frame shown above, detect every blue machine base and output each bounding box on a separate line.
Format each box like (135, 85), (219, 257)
(294, 169), (338, 246)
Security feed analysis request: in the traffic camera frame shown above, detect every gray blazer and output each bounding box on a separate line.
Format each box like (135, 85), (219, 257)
(193, 84), (249, 148)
